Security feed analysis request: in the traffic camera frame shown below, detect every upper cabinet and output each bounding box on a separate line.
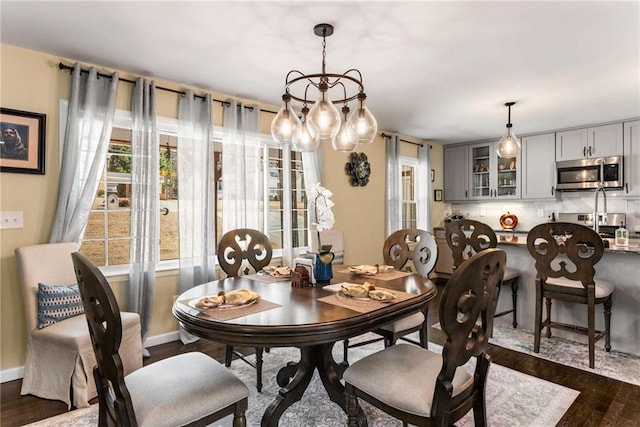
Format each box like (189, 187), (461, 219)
(556, 123), (624, 161)
(444, 145), (469, 201)
(521, 133), (556, 199)
(469, 141), (520, 200)
(623, 120), (640, 197)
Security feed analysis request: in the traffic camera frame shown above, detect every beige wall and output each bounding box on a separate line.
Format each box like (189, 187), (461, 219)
(0, 44), (441, 373)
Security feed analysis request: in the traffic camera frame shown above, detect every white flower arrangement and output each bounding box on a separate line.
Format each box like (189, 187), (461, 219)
(308, 183), (335, 253)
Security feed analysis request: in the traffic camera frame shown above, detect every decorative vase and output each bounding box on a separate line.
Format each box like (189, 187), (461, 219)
(314, 246), (334, 286)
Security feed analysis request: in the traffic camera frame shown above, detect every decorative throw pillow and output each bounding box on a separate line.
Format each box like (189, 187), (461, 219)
(37, 283), (84, 329)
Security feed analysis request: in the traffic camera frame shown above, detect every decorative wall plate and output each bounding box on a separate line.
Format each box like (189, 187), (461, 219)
(345, 152), (370, 186)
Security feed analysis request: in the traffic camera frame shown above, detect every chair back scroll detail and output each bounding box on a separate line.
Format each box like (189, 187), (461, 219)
(217, 228), (273, 277)
(527, 222), (604, 287)
(437, 249), (505, 384)
(71, 252), (137, 426)
(383, 228), (438, 278)
(445, 219), (497, 269)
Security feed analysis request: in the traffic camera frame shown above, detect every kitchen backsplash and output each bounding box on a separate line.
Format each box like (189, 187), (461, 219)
(445, 195), (639, 234)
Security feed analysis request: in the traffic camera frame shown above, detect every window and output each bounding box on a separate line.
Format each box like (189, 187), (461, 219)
(65, 105), (308, 270)
(259, 147), (309, 254)
(400, 157), (418, 229)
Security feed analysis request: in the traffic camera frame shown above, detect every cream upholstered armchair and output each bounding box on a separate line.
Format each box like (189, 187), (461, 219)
(16, 242), (143, 408)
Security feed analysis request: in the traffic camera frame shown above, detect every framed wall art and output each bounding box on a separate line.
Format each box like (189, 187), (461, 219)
(434, 189), (443, 202)
(1, 108), (46, 174)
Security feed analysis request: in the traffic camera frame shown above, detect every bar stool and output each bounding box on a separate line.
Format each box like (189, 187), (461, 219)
(527, 222), (613, 368)
(445, 219), (519, 328)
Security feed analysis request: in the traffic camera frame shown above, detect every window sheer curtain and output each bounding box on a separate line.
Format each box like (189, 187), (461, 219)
(50, 63), (118, 243)
(417, 144), (431, 231)
(385, 134), (401, 236)
(177, 91), (216, 343)
(221, 99), (261, 232)
(128, 78), (158, 355)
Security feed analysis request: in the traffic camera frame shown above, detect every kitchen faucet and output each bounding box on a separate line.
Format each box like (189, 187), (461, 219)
(593, 183), (607, 233)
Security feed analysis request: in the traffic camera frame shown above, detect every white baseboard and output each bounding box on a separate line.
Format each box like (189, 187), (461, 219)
(1, 366), (25, 383)
(1, 330), (181, 384)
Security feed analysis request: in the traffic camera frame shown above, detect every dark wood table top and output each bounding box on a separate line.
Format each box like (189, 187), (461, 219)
(173, 269), (437, 348)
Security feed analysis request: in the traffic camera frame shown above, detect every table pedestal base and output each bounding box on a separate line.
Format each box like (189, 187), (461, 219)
(262, 342), (366, 427)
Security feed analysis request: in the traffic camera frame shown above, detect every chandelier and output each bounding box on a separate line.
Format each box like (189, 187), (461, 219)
(271, 23), (377, 152)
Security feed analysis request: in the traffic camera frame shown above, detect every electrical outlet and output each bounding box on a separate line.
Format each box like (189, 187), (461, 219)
(537, 209), (545, 218)
(479, 208), (485, 217)
(0, 211), (24, 229)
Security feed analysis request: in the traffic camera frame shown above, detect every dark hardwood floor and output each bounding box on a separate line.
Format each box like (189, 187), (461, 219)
(2, 283), (639, 426)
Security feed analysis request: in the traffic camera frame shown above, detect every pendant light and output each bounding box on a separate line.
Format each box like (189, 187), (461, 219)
(271, 93), (302, 145)
(294, 105), (320, 152)
(496, 101), (520, 158)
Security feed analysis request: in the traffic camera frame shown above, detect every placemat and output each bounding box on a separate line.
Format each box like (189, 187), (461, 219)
(245, 273), (291, 283)
(318, 284), (416, 313)
(181, 298), (282, 321)
(338, 268), (411, 281)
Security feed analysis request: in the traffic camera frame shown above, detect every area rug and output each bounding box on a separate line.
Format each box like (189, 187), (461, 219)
(487, 320), (640, 387)
(23, 336), (579, 427)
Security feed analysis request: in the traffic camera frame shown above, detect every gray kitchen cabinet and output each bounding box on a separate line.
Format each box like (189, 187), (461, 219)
(521, 133), (556, 199)
(623, 120), (640, 197)
(556, 123), (623, 161)
(469, 141), (520, 200)
(444, 144), (469, 201)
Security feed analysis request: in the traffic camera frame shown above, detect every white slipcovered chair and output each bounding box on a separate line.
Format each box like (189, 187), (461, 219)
(16, 242), (143, 408)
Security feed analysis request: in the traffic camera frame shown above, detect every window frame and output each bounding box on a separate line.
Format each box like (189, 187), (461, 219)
(399, 156), (424, 229)
(59, 101), (310, 276)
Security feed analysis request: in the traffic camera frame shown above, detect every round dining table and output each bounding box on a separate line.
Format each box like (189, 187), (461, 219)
(173, 268), (437, 427)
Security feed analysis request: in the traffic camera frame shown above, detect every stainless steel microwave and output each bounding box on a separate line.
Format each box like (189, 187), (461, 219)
(555, 156), (623, 191)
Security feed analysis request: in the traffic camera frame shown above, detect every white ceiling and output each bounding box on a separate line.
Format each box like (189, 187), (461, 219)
(1, 1), (639, 144)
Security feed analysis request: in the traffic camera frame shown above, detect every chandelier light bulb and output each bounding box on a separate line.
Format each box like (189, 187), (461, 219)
(348, 93), (377, 144)
(294, 106), (320, 152)
(497, 128), (520, 158)
(271, 94), (302, 145)
(332, 105), (358, 152)
(307, 86), (341, 141)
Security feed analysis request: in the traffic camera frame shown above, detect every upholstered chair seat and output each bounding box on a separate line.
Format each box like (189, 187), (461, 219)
(344, 344), (473, 417)
(377, 312), (425, 334)
(124, 352), (249, 427)
(545, 276), (614, 298)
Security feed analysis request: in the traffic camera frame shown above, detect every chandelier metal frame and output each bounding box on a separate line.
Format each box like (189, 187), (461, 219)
(281, 23), (366, 106)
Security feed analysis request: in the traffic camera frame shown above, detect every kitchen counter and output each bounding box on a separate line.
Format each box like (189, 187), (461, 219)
(495, 230), (640, 255)
(433, 226), (640, 355)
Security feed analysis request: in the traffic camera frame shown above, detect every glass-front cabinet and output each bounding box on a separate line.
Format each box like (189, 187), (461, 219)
(469, 141), (520, 200)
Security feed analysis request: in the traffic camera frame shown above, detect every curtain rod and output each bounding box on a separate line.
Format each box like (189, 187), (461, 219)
(58, 62), (278, 115)
(380, 132), (431, 149)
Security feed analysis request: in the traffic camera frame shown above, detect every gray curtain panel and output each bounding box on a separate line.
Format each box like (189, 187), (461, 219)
(418, 143), (431, 231)
(385, 134), (401, 236)
(221, 99), (261, 233)
(128, 78), (158, 354)
(177, 90), (216, 344)
(50, 63), (118, 243)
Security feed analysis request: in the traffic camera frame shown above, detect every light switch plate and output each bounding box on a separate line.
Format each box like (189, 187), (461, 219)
(0, 211), (24, 229)
(537, 209), (545, 217)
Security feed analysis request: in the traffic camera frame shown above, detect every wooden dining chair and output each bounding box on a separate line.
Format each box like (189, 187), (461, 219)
(344, 249), (505, 426)
(527, 222), (613, 369)
(445, 219), (519, 328)
(217, 228), (273, 392)
(71, 252), (249, 427)
(343, 229), (438, 362)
